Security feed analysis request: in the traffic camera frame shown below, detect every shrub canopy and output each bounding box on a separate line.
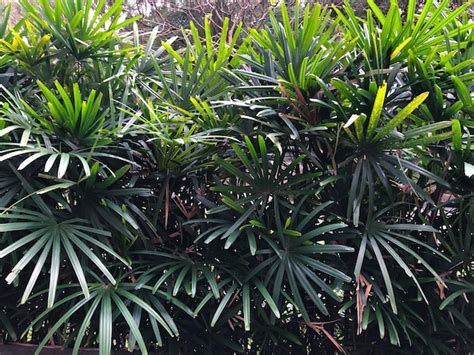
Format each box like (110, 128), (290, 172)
(0, 0), (473, 353)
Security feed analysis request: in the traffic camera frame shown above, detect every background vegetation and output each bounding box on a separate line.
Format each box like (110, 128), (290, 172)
(114, 0), (471, 42)
(0, 0), (473, 353)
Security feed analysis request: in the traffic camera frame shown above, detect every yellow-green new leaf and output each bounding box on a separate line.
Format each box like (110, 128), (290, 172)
(372, 92), (429, 142)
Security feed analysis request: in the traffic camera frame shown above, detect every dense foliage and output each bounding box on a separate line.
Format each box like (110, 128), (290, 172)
(0, 0), (473, 353)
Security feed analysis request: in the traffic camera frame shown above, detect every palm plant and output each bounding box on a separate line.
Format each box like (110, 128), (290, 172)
(0, 0), (472, 353)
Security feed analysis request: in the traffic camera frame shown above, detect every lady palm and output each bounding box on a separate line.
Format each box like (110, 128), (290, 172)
(0, 0), (472, 354)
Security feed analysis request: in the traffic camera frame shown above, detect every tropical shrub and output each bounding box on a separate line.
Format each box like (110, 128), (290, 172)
(0, 0), (473, 353)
